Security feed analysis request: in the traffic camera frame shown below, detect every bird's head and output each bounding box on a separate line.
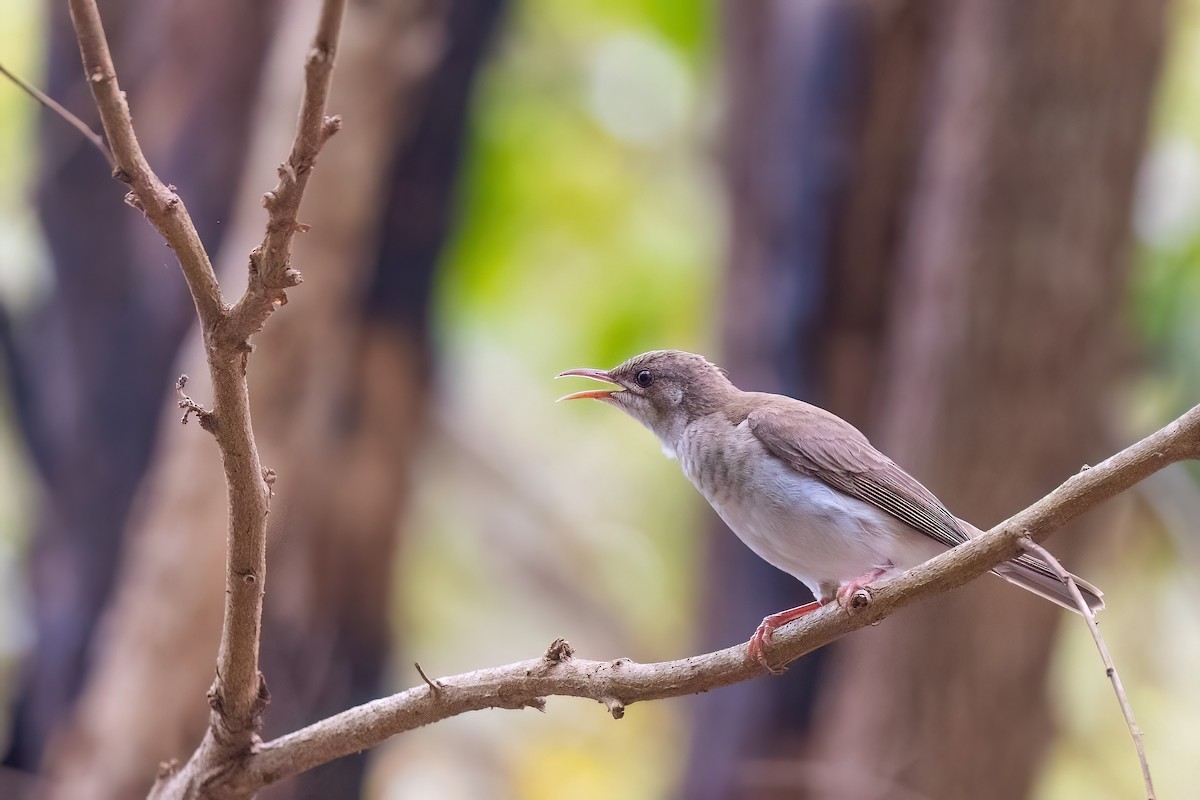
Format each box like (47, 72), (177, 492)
(557, 350), (735, 445)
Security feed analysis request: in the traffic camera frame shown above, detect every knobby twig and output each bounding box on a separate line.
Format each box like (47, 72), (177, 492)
(175, 375), (215, 432)
(0, 60), (113, 166)
(1021, 538), (1155, 800)
(189, 402), (1200, 795)
(221, 0), (344, 346)
(199, 0), (344, 761)
(63, 0), (346, 796)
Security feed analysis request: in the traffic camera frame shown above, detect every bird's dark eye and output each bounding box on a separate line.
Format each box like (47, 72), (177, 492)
(635, 369), (653, 388)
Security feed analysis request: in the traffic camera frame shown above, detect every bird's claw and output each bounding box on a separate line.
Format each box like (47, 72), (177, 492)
(835, 567), (888, 614)
(746, 600), (826, 674)
(748, 621), (787, 675)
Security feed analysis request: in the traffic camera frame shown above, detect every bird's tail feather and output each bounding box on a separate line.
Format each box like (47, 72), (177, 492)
(993, 555), (1104, 613)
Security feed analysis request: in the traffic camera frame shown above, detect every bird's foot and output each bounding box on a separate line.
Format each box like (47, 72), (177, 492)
(835, 567), (890, 614)
(747, 600), (826, 674)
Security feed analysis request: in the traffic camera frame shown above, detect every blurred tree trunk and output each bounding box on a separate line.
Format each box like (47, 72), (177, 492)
(27, 1), (502, 799)
(2, 0), (275, 773)
(683, 2), (933, 796)
(686, 1), (1163, 798)
(257, 3), (504, 796)
(682, 3), (877, 795)
(810, 4), (1163, 799)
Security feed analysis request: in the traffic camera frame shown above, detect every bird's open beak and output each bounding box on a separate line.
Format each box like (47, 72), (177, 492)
(555, 368), (623, 402)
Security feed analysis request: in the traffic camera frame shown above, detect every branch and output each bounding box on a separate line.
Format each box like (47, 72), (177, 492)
(201, 0), (345, 751)
(215, 402), (1200, 794)
(67, 0), (224, 329)
(1021, 539), (1155, 799)
(65, 0), (346, 796)
(222, 1), (344, 345)
(0, 61), (112, 165)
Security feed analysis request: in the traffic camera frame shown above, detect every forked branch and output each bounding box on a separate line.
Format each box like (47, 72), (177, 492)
(64, 0), (347, 797)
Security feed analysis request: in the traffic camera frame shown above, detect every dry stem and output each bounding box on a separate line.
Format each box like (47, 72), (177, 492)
(0, 61), (112, 165)
(1022, 538), (1155, 800)
(64, 0), (346, 796)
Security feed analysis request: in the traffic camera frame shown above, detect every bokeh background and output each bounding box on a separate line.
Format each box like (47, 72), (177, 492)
(1, 1), (1199, 798)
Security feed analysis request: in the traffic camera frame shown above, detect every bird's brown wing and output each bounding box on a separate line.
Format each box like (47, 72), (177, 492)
(747, 405), (970, 549)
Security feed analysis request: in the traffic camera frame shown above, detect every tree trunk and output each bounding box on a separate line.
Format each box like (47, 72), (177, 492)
(683, 2), (935, 796)
(809, 4), (1164, 799)
(685, 1), (1164, 798)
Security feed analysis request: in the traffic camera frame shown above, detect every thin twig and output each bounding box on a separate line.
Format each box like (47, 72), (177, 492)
(414, 662), (442, 695)
(0, 61), (113, 166)
(175, 375), (215, 432)
(201, 0), (345, 751)
(1021, 538), (1155, 799)
(221, 1), (345, 345)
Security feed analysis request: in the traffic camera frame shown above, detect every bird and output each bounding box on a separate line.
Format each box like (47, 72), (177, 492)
(557, 349), (1103, 673)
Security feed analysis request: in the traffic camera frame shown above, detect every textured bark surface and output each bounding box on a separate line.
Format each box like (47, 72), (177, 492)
(807, 3), (1165, 799)
(39, 1), (500, 798)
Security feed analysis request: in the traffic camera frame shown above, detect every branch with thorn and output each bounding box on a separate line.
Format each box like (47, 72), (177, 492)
(414, 662), (442, 695)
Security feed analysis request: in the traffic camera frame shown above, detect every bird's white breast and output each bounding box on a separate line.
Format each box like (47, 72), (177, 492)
(676, 418), (942, 599)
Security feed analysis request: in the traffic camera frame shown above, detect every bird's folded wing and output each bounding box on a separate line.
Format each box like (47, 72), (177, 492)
(747, 407), (969, 550)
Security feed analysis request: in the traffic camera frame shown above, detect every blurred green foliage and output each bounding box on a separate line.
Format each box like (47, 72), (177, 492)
(1134, 0), (1200, 413)
(435, 0), (721, 371)
(391, 1), (722, 797)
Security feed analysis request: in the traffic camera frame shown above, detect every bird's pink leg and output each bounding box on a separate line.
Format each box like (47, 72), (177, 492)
(748, 600), (827, 674)
(835, 566), (890, 612)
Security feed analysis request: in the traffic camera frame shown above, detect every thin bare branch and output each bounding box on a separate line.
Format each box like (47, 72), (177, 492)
(1022, 538), (1155, 800)
(217, 401), (1200, 794)
(0, 61), (112, 165)
(222, 2), (345, 345)
(66, 0), (225, 328)
(66, 0), (347, 796)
